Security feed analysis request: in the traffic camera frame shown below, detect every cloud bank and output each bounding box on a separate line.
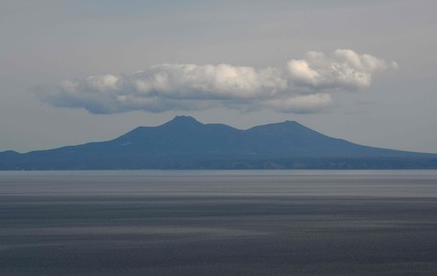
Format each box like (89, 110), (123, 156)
(36, 49), (397, 114)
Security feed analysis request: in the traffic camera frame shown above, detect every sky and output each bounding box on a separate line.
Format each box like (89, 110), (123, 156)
(1, 0), (437, 153)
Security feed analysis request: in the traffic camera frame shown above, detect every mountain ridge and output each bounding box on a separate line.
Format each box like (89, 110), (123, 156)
(1, 116), (436, 170)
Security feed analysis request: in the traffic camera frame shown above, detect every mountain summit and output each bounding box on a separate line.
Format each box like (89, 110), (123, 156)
(1, 116), (436, 169)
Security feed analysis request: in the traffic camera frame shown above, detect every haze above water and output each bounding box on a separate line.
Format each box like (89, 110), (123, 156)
(1, 170), (437, 276)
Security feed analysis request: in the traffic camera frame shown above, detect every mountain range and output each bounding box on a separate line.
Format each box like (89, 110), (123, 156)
(1, 115), (436, 169)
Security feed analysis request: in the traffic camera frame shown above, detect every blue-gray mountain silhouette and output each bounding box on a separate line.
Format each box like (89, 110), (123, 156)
(1, 116), (436, 169)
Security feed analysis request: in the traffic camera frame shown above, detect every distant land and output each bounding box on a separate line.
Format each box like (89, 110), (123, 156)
(1, 115), (437, 170)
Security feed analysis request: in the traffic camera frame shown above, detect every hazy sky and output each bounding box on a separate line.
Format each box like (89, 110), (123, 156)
(1, 0), (437, 153)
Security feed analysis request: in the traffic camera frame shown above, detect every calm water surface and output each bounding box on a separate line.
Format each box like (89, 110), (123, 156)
(1, 170), (437, 276)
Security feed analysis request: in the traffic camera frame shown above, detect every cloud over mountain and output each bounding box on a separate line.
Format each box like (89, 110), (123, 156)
(36, 49), (397, 114)
(287, 49), (398, 90)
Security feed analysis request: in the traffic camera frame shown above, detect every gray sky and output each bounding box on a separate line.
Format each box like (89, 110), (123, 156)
(1, 0), (437, 153)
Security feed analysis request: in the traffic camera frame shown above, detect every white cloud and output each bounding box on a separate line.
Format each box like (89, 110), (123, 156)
(287, 49), (398, 90)
(132, 63), (287, 99)
(36, 49), (397, 114)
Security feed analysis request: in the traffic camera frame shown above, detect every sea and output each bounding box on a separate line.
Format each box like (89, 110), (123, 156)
(1, 170), (437, 276)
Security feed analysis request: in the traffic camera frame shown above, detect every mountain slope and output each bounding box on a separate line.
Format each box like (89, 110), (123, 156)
(1, 116), (436, 169)
(244, 121), (411, 157)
